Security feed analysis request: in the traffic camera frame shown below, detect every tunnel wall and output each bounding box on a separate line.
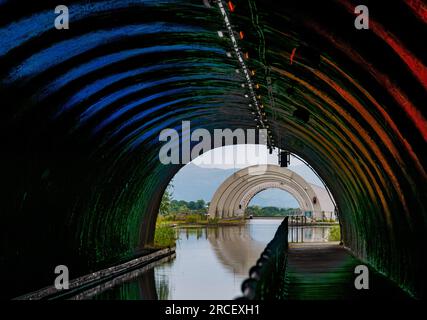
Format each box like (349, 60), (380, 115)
(0, 0), (426, 298)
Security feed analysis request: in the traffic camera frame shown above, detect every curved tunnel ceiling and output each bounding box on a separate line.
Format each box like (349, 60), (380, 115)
(0, 0), (426, 298)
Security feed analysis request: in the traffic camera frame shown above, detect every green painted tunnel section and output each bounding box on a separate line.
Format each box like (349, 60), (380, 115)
(0, 0), (426, 299)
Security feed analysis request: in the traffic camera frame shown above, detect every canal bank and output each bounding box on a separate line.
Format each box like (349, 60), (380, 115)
(16, 219), (337, 300)
(85, 218), (337, 300)
(15, 247), (175, 300)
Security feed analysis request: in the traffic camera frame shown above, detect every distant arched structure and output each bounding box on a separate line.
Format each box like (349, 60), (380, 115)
(208, 165), (332, 219)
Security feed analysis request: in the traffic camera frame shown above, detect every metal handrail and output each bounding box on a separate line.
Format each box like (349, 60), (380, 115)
(237, 217), (289, 300)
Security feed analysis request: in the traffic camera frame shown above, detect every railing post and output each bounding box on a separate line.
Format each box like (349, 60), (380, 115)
(237, 216), (289, 300)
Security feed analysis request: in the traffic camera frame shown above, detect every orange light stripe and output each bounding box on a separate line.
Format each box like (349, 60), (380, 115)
(273, 66), (406, 220)
(285, 114), (392, 227)
(283, 84), (392, 224)
(304, 19), (427, 142)
(405, 0), (427, 23)
(312, 69), (406, 169)
(322, 56), (426, 180)
(290, 47), (297, 65)
(339, 0), (427, 91)
(227, 1), (235, 12)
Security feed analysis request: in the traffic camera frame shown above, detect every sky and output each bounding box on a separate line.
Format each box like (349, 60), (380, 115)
(191, 144), (306, 169)
(170, 145), (325, 208)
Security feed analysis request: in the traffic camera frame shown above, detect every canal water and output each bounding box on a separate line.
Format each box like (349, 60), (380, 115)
(87, 219), (333, 300)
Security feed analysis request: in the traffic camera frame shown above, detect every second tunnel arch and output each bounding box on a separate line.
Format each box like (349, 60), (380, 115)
(208, 164), (327, 219)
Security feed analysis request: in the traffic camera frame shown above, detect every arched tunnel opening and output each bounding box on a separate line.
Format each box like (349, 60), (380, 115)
(151, 145), (340, 300)
(247, 188), (300, 216)
(0, 0), (426, 301)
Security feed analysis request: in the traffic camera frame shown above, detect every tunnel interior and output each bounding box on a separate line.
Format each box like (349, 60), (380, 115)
(0, 0), (426, 299)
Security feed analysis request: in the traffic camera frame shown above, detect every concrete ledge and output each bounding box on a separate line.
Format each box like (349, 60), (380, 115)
(14, 247), (175, 300)
(70, 253), (176, 300)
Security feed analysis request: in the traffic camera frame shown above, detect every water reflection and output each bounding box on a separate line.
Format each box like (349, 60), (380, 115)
(157, 219), (286, 299)
(207, 224), (266, 275)
(288, 226), (331, 243)
(86, 219), (333, 300)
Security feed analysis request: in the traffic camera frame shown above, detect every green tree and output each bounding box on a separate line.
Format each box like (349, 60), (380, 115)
(187, 201), (196, 211)
(196, 199), (206, 210)
(328, 225), (341, 241)
(159, 185), (173, 215)
(246, 205), (298, 217)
